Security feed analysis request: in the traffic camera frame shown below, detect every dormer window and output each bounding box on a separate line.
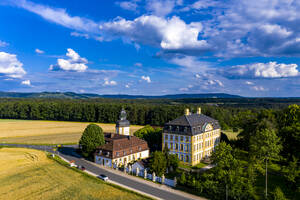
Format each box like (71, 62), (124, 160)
(138, 146), (142, 151)
(123, 151), (126, 156)
(116, 152), (119, 156)
(176, 126), (179, 131)
(130, 149), (133, 153)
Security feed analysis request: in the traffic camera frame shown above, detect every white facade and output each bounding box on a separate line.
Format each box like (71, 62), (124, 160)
(116, 127), (130, 136)
(95, 149), (149, 168)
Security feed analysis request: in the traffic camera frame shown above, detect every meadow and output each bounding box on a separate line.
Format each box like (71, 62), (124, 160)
(222, 129), (241, 140)
(0, 147), (148, 200)
(0, 119), (143, 144)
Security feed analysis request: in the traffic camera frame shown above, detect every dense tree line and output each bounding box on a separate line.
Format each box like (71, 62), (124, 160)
(0, 98), (262, 129)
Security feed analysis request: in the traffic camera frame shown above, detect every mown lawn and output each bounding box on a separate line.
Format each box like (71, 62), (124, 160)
(0, 147), (149, 200)
(0, 119), (143, 144)
(222, 129), (241, 140)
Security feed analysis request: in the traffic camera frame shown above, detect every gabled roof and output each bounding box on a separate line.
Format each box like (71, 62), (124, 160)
(95, 133), (149, 159)
(166, 113), (219, 127)
(164, 113), (220, 135)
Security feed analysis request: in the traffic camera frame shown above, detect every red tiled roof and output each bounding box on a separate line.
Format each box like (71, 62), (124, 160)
(95, 133), (149, 159)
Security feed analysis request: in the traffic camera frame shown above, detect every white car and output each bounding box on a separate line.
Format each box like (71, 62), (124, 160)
(98, 174), (109, 181)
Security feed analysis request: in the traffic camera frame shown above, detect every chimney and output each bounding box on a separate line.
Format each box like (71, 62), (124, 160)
(197, 107), (201, 115)
(184, 108), (190, 115)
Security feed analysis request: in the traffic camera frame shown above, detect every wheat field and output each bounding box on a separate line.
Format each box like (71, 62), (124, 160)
(0, 147), (147, 200)
(0, 120), (143, 144)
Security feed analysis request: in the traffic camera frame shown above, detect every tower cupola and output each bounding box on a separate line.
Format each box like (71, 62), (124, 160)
(116, 108), (131, 135)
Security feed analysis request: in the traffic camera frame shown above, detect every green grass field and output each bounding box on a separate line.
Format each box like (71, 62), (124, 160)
(0, 147), (148, 200)
(0, 119), (143, 145)
(222, 129), (241, 140)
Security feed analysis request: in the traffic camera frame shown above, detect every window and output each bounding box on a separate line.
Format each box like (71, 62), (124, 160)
(130, 149), (133, 153)
(170, 135), (173, 140)
(165, 142), (168, 149)
(181, 155), (184, 161)
(193, 127), (196, 132)
(176, 126), (179, 131)
(138, 146), (142, 151)
(123, 151), (126, 156)
(175, 143), (179, 150)
(180, 136), (184, 142)
(165, 134), (168, 140)
(175, 136), (178, 141)
(186, 155), (189, 162)
(170, 143), (173, 149)
(184, 127), (187, 132)
(180, 144), (184, 151)
(116, 152), (119, 156)
(186, 137), (189, 142)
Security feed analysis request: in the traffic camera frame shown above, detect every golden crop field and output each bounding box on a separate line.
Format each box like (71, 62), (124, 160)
(0, 147), (147, 200)
(0, 119), (143, 144)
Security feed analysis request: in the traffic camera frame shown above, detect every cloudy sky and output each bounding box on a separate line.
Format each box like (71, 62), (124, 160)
(0, 0), (300, 97)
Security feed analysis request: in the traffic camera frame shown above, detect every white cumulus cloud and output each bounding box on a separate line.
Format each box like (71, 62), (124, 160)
(21, 79), (31, 86)
(100, 15), (209, 54)
(103, 79), (117, 86)
(141, 75), (151, 83)
(116, 1), (139, 11)
(50, 48), (88, 72)
(0, 52), (26, 78)
(222, 62), (299, 79)
(35, 48), (44, 54)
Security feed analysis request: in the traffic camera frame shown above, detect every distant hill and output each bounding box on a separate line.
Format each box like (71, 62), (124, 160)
(0, 92), (242, 99)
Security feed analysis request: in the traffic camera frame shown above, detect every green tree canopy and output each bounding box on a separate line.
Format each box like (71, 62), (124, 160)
(205, 142), (256, 199)
(134, 125), (162, 151)
(271, 187), (287, 200)
(249, 120), (281, 172)
(79, 124), (105, 158)
(149, 151), (167, 176)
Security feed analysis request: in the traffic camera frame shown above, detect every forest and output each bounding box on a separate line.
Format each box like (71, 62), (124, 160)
(0, 97), (298, 129)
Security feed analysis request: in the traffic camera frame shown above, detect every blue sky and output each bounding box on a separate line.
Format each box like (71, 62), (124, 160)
(0, 0), (299, 97)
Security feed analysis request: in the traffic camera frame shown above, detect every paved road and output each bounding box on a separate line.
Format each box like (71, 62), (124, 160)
(0, 143), (202, 200)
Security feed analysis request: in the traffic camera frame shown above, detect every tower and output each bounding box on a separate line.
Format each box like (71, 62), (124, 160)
(116, 108), (131, 135)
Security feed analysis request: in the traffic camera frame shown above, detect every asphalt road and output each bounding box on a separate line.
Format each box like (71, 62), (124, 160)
(0, 144), (199, 200)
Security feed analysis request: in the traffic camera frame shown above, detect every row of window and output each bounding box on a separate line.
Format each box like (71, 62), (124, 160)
(193, 152), (203, 162)
(165, 142), (190, 152)
(166, 125), (215, 133)
(174, 153), (190, 162)
(164, 134), (190, 142)
(193, 142), (203, 151)
(115, 146), (142, 157)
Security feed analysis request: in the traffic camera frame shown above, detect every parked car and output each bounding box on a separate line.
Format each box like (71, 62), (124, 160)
(98, 174), (109, 181)
(81, 166), (86, 171)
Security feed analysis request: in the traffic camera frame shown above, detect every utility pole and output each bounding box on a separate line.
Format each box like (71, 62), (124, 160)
(265, 158), (268, 199)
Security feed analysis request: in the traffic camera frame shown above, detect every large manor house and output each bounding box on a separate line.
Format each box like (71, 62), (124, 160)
(95, 107), (221, 167)
(163, 107), (221, 166)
